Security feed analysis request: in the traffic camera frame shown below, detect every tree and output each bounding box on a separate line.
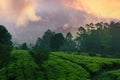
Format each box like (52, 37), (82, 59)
(75, 27), (86, 52)
(42, 29), (54, 50)
(34, 29), (54, 51)
(50, 33), (65, 51)
(76, 22), (110, 56)
(0, 25), (12, 68)
(21, 43), (28, 50)
(34, 37), (42, 49)
(31, 30), (54, 65)
(60, 32), (76, 52)
(109, 21), (120, 55)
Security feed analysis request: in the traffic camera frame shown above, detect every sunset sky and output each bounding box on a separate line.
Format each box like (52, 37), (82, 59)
(0, 0), (119, 43)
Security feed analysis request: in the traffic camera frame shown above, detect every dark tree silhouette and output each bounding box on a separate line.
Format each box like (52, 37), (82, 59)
(60, 32), (76, 52)
(76, 22), (111, 56)
(109, 21), (120, 55)
(0, 25), (12, 68)
(41, 29), (54, 50)
(21, 43), (28, 50)
(34, 29), (54, 51)
(50, 33), (65, 51)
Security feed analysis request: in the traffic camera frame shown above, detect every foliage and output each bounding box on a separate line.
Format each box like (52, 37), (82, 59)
(109, 22), (120, 54)
(95, 70), (120, 80)
(30, 49), (50, 65)
(0, 25), (12, 68)
(34, 29), (54, 51)
(20, 43), (28, 50)
(52, 52), (120, 73)
(75, 22), (120, 56)
(34, 30), (65, 51)
(42, 55), (90, 80)
(0, 50), (45, 80)
(60, 32), (77, 52)
(50, 33), (65, 51)
(0, 51), (120, 79)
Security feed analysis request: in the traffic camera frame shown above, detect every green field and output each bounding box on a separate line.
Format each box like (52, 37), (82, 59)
(0, 50), (120, 80)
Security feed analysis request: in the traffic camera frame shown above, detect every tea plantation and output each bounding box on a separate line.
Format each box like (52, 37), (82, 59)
(0, 50), (120, 80)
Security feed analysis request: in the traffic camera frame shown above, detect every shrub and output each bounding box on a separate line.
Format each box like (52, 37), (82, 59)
(30, 49), (50, 65)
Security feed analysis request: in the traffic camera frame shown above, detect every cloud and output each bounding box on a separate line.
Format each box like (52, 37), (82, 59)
(62, 0), (120, 19)
(63, 24), (69, 30)
(1, 0), (119, 43)
(0, 0), (40, 27)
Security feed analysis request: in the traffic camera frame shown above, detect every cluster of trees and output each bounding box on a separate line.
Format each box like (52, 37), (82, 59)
(34, 29), (76, 52)
(33, 21), (120, 57)
(76, 22), (120, 56)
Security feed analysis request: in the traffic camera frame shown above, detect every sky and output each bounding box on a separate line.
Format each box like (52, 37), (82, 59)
(0, 0), (119, 43)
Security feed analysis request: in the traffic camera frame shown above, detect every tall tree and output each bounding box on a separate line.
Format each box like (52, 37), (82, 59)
(34, 37), (42, 49)
(42, 29), (54, 50)
(50, 33), (65, 51)
(0, 25), (12, 68)
(76, 22), (110, 55)
(21, 43), (28, 50)
(34, 29), (55, 51)
(109, 21), (120, 54)
(75, 27), (86, 52)
(60, 32), (76, 52)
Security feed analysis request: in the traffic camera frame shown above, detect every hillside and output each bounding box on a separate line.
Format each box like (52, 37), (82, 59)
(0, 50), (120, 80)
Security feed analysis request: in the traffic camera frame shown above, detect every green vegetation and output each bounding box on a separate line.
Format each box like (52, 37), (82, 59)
(42, 55), (90, 80)
(0, 51), (120, 80)
(0, 25), (12, 68)
(1, 22), (120, 80)
(31, 22), (120, 57)
(0, 50), (44, 80)
(95, 70), (120, 80)
(30, 49), (50, 65)
(52, 52), (120, 80)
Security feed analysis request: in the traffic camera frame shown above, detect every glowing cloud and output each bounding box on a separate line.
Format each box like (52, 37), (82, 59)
(0, 0), (40, 27)
(63, 0), (120, 19)
(62, 24), (69, 30)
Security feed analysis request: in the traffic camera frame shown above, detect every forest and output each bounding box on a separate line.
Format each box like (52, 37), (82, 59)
(1, 21), (120, 80)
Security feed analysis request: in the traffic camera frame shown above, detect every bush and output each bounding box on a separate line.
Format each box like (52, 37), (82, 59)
(96, 70), (120, 80)
(0, 50), (45, 80)
(42, 55), (90, 80)
(0, 45), (12, 68)
(52, 52), (120, 73)
(30, 49), (50, 65)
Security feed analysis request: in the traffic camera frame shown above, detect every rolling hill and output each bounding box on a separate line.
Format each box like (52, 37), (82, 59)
(0, 50), (120, 80)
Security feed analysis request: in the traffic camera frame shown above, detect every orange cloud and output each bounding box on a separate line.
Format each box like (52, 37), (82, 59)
(63, 24), (69, 30)
(0, 0), (40, 27)
(63, 0), (120, 19)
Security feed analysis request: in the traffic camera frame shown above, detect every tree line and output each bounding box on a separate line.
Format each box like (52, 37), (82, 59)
(33, 21), (120, 57)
